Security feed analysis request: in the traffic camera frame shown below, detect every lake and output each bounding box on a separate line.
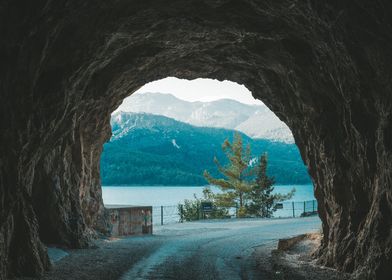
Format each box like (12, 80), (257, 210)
(102, 184), (315, 207)
(102, 184), (316, 224)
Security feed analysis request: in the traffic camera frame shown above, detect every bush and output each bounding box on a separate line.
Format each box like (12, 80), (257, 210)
(178, 197), (201, 222)
(178, 188), (230, 221)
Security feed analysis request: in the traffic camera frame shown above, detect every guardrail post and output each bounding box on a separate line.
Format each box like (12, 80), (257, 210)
(303, 201), (306, 215)
(312, 200), (315, 212)
(292, 201), (295, 218)
(161, 206), (163, 225)
(180, 204), (184, 223)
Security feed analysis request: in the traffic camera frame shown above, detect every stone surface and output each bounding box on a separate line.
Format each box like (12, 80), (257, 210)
(0, 0), (391, 279)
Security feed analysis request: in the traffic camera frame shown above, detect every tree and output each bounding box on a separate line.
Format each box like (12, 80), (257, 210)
(246, 153), (295, 217)
(203, 132), (253, 216)
(204, 133), (296, 218)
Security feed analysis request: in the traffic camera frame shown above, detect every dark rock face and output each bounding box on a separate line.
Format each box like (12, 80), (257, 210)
(0, 0), (391, 279)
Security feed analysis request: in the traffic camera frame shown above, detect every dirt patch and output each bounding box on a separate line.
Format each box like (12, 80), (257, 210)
(268, 233), (350, 280)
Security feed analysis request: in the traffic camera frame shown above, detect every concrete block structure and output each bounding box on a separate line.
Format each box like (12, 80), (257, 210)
(105, 205), (153, 236)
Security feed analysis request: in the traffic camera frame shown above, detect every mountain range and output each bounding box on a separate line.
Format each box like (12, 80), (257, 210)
(100, 112), (311, 186)
(115, 92), (294, 143)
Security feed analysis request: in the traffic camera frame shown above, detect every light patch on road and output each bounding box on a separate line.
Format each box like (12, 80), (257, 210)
(120, 242), (189, 279)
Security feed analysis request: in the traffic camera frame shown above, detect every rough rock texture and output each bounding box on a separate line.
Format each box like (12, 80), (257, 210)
(0, 0), (391, 279)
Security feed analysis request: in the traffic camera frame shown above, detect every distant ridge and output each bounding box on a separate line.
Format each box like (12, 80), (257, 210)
(115, 92), (294, 143)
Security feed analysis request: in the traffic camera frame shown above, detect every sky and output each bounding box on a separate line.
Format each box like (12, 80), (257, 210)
(133, 77), (263, 105)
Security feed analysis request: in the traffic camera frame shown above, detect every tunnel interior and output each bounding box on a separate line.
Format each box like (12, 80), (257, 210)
(1, 1), (392, 279)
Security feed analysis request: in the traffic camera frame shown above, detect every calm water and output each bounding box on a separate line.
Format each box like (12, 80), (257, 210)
(102, 184), (315, 207)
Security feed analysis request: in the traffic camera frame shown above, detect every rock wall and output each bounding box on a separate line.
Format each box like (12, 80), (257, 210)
(0, 0), (391, 279)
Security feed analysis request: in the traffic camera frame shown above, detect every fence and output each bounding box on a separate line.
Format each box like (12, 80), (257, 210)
(152, 205), (179, 225)
(273, 200), (318, 218)
(152, 200), (318, 225)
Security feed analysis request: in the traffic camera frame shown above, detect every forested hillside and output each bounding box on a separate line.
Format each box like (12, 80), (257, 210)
(100, 112), (311, 186)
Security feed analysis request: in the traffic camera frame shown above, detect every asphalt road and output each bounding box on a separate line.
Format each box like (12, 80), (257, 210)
(120, 217), (321, 280)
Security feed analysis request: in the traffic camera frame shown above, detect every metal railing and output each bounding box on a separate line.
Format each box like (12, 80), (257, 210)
(152, 205), (179, 225)
(273, 200), (318, 218)
(153, 200), (318, 225)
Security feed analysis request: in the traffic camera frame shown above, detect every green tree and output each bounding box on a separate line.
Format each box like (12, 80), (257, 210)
(246, 153), (295, 217)
(203, 132), (253, 216)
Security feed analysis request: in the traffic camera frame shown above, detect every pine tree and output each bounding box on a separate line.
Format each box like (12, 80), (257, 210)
(203, 132), (253, 216)
(246, 153), (295, 217)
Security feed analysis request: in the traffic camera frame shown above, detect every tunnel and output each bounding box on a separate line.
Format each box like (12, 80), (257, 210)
(0, 0), (391, 279)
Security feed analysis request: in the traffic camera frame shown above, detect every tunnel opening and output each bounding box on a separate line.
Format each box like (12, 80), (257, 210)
(100, 77), (315, 228)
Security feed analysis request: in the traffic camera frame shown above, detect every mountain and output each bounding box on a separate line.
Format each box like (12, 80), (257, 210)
(100, 112), (311, 186)
(115, 92), (294, 143)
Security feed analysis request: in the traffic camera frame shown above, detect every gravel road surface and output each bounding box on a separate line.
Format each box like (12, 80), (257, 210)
(18, 217), (321, 280)
(121, 217), (321, 280)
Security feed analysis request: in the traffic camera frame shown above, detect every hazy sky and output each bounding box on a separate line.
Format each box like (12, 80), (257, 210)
(133, 77), (263, 105)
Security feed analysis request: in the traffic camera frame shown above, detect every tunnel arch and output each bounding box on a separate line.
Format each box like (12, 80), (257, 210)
(1, 1), (391, 279)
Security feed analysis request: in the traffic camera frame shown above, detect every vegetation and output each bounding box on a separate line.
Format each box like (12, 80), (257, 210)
(203, 132), (253, 216)
(178, 188), (230, 222)
(246, 154), (295, 217)
(201, 132), (295, 218)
